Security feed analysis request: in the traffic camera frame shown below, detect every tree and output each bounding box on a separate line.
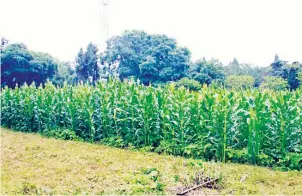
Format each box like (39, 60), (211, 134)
(30, 52), (58, 84)
(52, 62), (76, 86)
(224, 58), (241, 76)
(76, 43), (100, 83)
(282, 63), (302, 90)
(260, 76), (288, 90)
(274, 54), (280, 62)
(269, 55), (302, 90)
(247, 65), (270, 87)
(225, 75), (254, 89)
(1, 37), (9, 50)
(189, 58), (225, 85)
(270, 55), (286, 77)
(1, 43), (58, 88)
(224, 58), (269, 87)
(101, 30), (191, 84)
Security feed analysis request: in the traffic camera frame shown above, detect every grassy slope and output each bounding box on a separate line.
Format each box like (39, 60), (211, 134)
(1, 128), (302, 195)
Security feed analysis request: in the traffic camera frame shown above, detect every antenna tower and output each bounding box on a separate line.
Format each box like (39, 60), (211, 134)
(99, 0), (109, 51)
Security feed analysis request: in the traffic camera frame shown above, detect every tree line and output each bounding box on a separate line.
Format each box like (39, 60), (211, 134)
(1, 31), (302, 90)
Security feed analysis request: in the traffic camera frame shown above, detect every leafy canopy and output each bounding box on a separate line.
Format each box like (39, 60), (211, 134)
(75, 43), (100, 83)
(101, 30), (191, 84)
(52, 62), (76, 86)
(224, 58), (269, 87)
(270, 56), (302, 90)
(1, 43), (58, 88)
(188, 58), (225, 85)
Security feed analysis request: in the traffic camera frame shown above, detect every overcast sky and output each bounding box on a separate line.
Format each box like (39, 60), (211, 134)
(1, 0), (301, 66)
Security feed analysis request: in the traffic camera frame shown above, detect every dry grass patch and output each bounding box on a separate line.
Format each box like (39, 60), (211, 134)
(1, 128), (301, 195)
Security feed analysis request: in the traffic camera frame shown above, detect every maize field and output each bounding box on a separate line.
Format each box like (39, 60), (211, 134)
(1, 79), (301, 169)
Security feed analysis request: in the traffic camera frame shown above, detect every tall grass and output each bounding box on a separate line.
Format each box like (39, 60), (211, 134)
(1, 78), (301, 169)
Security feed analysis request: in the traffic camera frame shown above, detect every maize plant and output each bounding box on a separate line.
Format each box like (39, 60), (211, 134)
(1, 79), (301, 169)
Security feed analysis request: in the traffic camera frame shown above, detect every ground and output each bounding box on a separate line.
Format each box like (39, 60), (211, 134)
(1, 128), (302, 195)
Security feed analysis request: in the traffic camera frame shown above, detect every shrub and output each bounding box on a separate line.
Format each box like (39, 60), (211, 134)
(175, 77), (202, 91)
(283, 153), (302, 171)
(226, 149), (248, 163)
(43, 129), (79, 141)
(100, 136), (126, 148)
(260, 76), (288, 90)
(225, 75), (254, 89)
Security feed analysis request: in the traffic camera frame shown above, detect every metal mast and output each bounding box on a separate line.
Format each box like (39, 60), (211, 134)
(99, 0), (109, 51)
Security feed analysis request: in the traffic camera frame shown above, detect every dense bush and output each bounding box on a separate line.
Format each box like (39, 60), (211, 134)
(42, 129), (80, 141)
(260, 76), (288, 90)
(174, 78), (202, 91)
(1, 79), (301, 170)
(225, 75), (255, 89)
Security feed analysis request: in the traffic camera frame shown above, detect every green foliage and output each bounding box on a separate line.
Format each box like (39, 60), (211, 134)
(210, 79), (224, 88)
(101, 30), (191, 84)
(140, 167), (164, 191)
(1, 79), (301, 170)
(260, 76), (288, 90)
(298, 72), (302, 88)
(224, 58), (241, 76)
(75, 43), (100, 83)
(251, 66), (270, 87)
(3, 129), (302, 195)
(256, 153), (275, 167)
(43, 129), (80, 141)
(225, 75), (254, 89)
(298, 72), (302, 81)
(52, 62), (76, 86)
(189, 58), (225, 85)
(270, 57), (302, 90)
(226, 149), (248, 163)
(224, 58), (269, 87)
(1, 43), (58, 88)
(100, 136), (125, 148)
(20, 182), (38, 195)
(283, 153), (302, 171)
(183, 144), (204, 158)
(282, 63), (302, 90)
(175, 77), (202, 91)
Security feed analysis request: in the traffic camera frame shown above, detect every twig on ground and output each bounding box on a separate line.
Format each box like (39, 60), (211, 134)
(177, 178), (219, 195)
